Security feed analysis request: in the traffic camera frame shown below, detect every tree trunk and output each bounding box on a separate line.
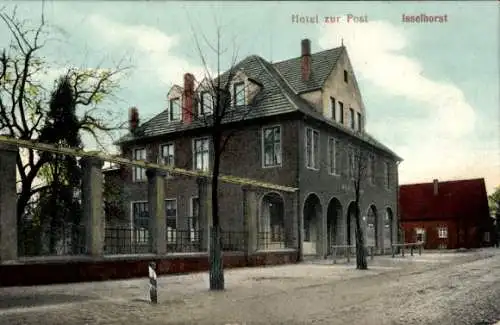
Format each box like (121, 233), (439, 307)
(49, 216), (58, 254)
(355, 234), (368, 269)
(209, 130), (224, 290)
(16, 152), (49, 223)
(209, 225), (224, 290)
(354, 203), (368, 270)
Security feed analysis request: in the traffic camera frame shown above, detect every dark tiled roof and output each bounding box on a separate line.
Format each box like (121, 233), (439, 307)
(117, 46), (400, 160)
(399, 178), (491, 222)
(273, 47), (344, 93)
(118, 55), (297, 142)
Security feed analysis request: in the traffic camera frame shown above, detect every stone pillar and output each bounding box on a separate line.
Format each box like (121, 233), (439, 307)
(290, 191), (299, 250)
(318, 204), (328, 258)
(282, 191), (295, 250)
(0, 143), (18, 261)
(242, 186), (257, 254)
(394, 214), (400, 245)
(296, 190), (303, 261)
(377, 210), (384, 255)
(147, 168), (166, 255)
(80, 157), (104, 257)
(197, 177), (212, 251)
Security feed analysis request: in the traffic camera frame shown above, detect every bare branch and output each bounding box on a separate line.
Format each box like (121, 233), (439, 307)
(1, 9), (131, 220)
(185, 10), (215, 86)
(29, 184), (51, 197)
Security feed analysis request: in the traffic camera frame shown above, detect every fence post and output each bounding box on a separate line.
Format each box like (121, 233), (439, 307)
(147, 169), (166, 255)
(0, 143), (18, 261)
(370, 246), (374, 260)
(419, 243), (422, 256)
(242, 186), (258, 257)
(402, 245), (405, 257)
(149, 261), (158, 304)
(346, 246), (350, 263)
(332, 247), (337, 264)
(391, 245), (395, 258)
(410, 245), (414, 256)
(80, 156), (104, 257)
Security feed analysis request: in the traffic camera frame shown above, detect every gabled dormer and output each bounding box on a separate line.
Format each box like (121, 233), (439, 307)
(196, 70), (263, 114)
(196, 78), (214, 116)
(228, 70), (262, 108)
(166, 85), (183, 122)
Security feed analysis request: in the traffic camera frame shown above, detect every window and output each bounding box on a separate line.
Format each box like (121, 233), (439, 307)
(415, 228), (425, 243)
(338, 102), (344, 124)
(133, 148), (147, 182)
(348, 149), (356, 179)
(357, 112), (362, 131)
(262, 126), (282, 167)
(165, 199), (177, 244)
(193, 138), (210, 171)
(384, 212), (391, 229)
(438, 227), (448, 239)
(349, 108), (355, 129)
(200, 91), (213, 115)
(159, 143), (175, 177)
(344, 70), (348, 83)
(327, 137), (339, 175)
(169, 98), (181, 121)
(367, 212), (374, 229)
(384, 161), (390, 189)
(233, 82), (245, 107)
(190, 197), (199, 242)
(305, 128), (320, 170)
(368, 154), (375, 185)
(132, 201), (149, 243)
(330, 97), (336, 120)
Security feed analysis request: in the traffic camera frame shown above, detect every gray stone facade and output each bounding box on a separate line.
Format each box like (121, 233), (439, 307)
(112, 43), (401, 258)
(111, 114), (398, 257)
(0, 41), (400, 262)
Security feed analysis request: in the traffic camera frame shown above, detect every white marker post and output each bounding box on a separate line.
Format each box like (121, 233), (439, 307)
(149, 261), (158, 304)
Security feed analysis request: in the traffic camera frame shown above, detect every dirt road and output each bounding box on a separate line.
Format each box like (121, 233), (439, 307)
(0, 248), (499, 325)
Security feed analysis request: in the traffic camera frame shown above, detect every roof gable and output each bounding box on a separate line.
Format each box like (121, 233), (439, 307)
(167, 85), (183, 99)
(399, 178), (490, 222)
(116, 45), (400, 160)
(195, 78), (213, 92)
(273, 47), (344, 94)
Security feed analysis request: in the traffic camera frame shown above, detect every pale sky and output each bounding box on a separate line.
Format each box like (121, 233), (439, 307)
(1, 1), (499, 194)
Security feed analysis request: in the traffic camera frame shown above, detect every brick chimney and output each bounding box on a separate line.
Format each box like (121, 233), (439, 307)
(182, 73), (195, 123)
(129, 107), (139, 134)
(301, 38), (311, 81)
(433, 179), (439, 196)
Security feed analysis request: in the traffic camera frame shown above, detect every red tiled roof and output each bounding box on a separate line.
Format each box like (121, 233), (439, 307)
(399, 178), (490, 222)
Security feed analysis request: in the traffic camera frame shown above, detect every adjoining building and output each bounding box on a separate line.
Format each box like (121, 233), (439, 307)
(399, 178), (496, 249)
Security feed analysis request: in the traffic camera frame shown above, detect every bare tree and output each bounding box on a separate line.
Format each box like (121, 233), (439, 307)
(0, 8), (130, 225)
(347, 145), (377, 270)
(181, 24), (268, 290)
